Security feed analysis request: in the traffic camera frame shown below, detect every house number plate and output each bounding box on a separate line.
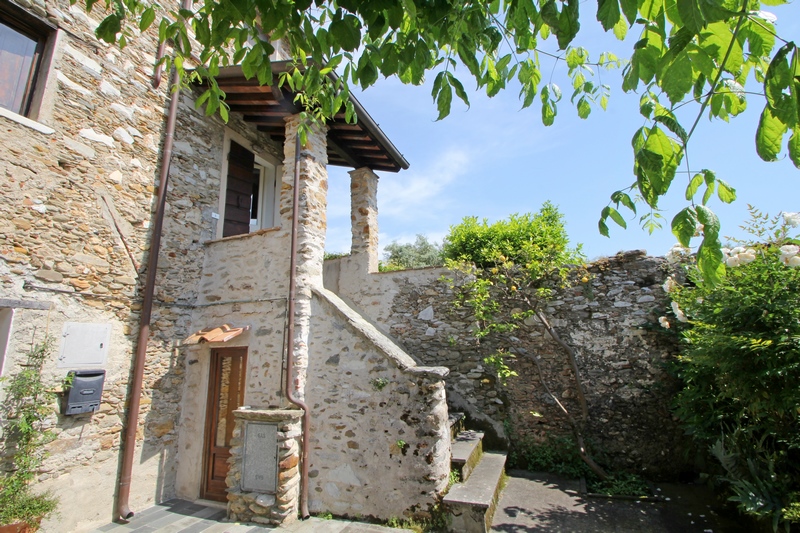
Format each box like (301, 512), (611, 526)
(242, 422), (278, 493)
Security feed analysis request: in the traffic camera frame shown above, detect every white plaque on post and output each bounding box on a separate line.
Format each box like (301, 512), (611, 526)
(242, 422), (278, 493)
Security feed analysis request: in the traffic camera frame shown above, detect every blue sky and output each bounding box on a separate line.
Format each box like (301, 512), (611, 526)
(324, 4), (800, 261)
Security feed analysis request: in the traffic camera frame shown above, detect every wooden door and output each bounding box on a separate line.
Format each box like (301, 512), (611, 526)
(202, 347), (247, 501)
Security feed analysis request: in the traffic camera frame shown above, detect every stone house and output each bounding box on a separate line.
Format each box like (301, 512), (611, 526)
(0, 0), (452, 530)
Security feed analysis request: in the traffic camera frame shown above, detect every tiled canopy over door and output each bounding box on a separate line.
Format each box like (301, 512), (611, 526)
(223, 141), (256, 238)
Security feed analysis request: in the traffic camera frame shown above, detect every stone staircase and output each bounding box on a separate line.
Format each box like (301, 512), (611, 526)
(443, 414), (507, 532)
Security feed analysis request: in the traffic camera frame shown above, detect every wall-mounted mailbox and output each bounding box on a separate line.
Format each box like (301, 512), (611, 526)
(62, 370), (106, 415)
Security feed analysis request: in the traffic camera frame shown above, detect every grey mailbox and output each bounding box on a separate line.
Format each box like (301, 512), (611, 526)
(62, 370), (106, 415)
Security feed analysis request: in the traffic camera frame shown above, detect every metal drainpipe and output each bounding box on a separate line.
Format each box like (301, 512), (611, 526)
(284, 131), (311, 519)
(116, 61), (182, 524)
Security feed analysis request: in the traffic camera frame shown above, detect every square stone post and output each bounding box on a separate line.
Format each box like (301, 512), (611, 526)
(280, 115), (328, 402)
(349, 167), (379, 273)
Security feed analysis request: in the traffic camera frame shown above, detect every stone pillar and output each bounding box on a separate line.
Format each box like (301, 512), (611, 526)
(227, 409), (303, 526)
(280, 115), (328, 402)
(349, 167), (379, 273)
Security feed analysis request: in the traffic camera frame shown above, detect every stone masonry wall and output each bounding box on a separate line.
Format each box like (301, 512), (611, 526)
(328, 251), (690, 478)
(306, 288), (451, 519)
(0, 0), (285, 529)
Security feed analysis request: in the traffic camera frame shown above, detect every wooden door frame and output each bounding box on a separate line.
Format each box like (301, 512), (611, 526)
(201, 346), (247, 501)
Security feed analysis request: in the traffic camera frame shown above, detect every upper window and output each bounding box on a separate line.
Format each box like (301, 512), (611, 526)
(0, 2), (55, 119)
(219, 136), (279, 239)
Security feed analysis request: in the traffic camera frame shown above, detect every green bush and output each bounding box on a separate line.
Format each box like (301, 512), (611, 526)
(509, 435), (594, 480)
(443, 202), (581, 276)
(443, 203), (583, 339)
(0, 338), (58, 527)
(667, 211), (800, 531)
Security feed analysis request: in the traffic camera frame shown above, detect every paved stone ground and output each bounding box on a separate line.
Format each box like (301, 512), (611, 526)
(85, 472), (753, 533)
(88, 500), (404, 533)
(492, 470), (751, 532)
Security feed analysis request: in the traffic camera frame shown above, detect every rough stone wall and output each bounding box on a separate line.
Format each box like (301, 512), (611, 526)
(227, 409), (302, 525)
(329, 251), (689, 478)
(0, 0), (284, 529)
(306, 288), (451, 519)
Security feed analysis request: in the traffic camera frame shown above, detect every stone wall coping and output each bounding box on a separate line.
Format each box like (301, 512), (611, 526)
(233, 408), (304, 422)
(204, 226), (281, 246)
(312, 286), (449, 380)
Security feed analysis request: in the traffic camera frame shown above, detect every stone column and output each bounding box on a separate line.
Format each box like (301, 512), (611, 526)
(280, 115), (328, 402)
(349, 167), (379, 273)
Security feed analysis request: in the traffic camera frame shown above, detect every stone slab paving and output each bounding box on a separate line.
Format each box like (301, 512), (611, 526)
(492, 470), (751, 532)
(88, 500), (405, 533)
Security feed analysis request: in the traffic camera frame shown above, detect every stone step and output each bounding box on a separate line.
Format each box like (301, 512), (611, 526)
(450, 430), (484, 483)
(448, 412), (465, 441)
(443, 452), (506, 533)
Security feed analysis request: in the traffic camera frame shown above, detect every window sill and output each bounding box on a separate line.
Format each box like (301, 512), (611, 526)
(0, 107), (54, 135)
(204, 226), (281, 246)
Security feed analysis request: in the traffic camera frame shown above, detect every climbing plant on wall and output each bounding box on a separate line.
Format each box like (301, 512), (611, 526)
(442, 203), (610, 478)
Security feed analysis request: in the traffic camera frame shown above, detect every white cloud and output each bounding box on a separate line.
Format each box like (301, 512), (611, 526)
(378, 147), (470, 220)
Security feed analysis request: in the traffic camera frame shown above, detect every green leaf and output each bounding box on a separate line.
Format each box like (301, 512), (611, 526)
(542, 100), (556, 126)
(653, 114), (688, 143)
(597, 0), (621, 32)
(789, 130), (800, 168)
(676, 0), (705, 34)
(603, 206), (627, 228)
(698, 0), (739, 23)
(611, 191), (637, 213)
(686, 173), (703, 200)
(702, 180), (715, 204)
(671, 207), (698, 246)
(436, 79), (453, 121)
(613, 17), (627, 40)
(450, 75), (470, 107)
(764, 43), (793, 111)
(695, 205), (724, 285)
(742, 19), (776, 58)
(577, 97), (591, 118)
(619, 0), (638, 25)
(96, 14), (122, 43)
(699, 22), (743, 74)
(640, 125), (682, 194)
(598, 218), (610, 237)
(330, 14), (362, 52)
(139, 7), (156, 32)
(756, 106), (788, 161)
(400, 0), (417, 20)
(716, 179), (736, 203)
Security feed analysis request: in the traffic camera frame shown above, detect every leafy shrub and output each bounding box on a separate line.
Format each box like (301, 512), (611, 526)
(509, 435), (594, 480)
(443, 202), (582, 276)
(443, 203), (584, 339)
(0, 338), (58, 527)
(667, 209), (800, 531)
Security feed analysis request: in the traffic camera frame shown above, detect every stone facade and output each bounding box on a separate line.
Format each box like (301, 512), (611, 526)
(0, 1), (453, 529)
(326, 251), (690, 478)
(0, 0), (206, 529)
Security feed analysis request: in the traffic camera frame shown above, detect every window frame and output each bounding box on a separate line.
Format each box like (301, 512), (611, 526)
(0, 0), (59, 125)
(216, 129), (281, 240)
